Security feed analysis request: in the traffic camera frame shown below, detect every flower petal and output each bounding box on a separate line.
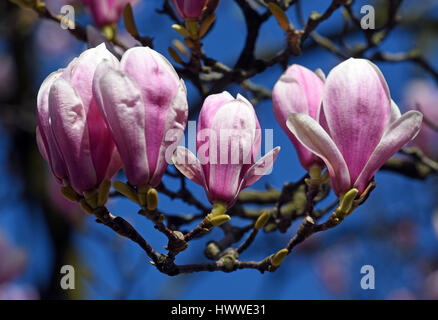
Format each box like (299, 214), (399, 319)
(49, 78), (97, 192)
(121, 47), (180, 179)
(273, 76), (320, 170)
(322, 58), (391, 183)
(150, 79), (189, 187)
(390, 99), (402, 123)
(286, 113), (350, 195)
(241, 146), (280, 189)
(93, 62), (149, 187)
(354, 110), (423, 193)
(172, 146), (206, 187)
(206, 100), (257, 203)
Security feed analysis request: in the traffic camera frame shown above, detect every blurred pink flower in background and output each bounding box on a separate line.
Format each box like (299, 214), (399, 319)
(81, 0), (139, 27)
(386, 288), (416, 300)
(0, 284), (39, 300)
(47, 175), (83, 225)
(404, 80), (438, 160)
(314, 245), (352, 295)
(35, 20), (76, 55)
(423, 270), (438, 299)
(0, 233), (27, 285)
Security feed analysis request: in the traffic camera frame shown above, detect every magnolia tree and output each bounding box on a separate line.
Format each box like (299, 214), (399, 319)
(5, 0), (438, 283)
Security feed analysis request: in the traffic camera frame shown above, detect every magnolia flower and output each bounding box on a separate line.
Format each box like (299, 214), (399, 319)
(171, 0), (207, 20)
(172, 92), (280, 208)
(0, 284), (39, 300)
(93, 47), (188, 188)
(286, 58), (423, 196)
(36, 44), (122, 194)
(273, 64), (324, 171)
(404, 80), (438, 160)
(0, 233), (26, 285)
(81, 0), (138, 27)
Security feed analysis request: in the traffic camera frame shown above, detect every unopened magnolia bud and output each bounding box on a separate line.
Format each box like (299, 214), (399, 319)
(146, 188), (159, 211)
(210, 214), (230, 227)
(339, 188), (358, 214)
(255, 211), (271, 230)
(137, 186), (149, 206)
(268, 3), (290, 32)
(60, 186), (79, 203)
(97, 180), (111, 207)
(112, 180), (139, 204)
(271, 249), (289, 267)
(172, 24), (191, 37)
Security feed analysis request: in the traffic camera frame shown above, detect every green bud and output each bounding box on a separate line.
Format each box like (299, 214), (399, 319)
(137, 186), (149, 207)
(339, 188), (358, 214)
(172, 24), (191, 37)
(211, 202), (227, 217)
(185, 19), (199, 39)
(112, 180), (139, 204)
(210, 214), (230, 227)
(97, 180), (111, 207)
(255, 211), (271, 230)
(83, 190), (98, 209)
(199, 13), (215, 38)
(268, 3), (290, 32)
(146, 188), (159, 211)
(123, 3), (138, 38)
(60, 186), (79, 203)
(79, 199), (94, 214)
(271, 249), (289, 267)
(102, 24), (116, 41)
(168, 47), (184, 65)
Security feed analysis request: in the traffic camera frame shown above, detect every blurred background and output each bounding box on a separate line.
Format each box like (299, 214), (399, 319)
(0, 0), (438, 299)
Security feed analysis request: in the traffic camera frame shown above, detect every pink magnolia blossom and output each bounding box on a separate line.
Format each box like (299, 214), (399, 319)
(171, 0), (207, 20)
(273, 64), (324, 171)
(93, 47), (188, 188)
(0, 233), (26, 285)
(172, 92), (280, 208)
(81, 0), (138, 27)
(36, 44), (122, 194)
(404, 80), (438, 160)
(286, 58), (423, 196)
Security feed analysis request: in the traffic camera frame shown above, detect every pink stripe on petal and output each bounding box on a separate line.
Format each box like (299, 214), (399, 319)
(150, 79), (188, 187)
